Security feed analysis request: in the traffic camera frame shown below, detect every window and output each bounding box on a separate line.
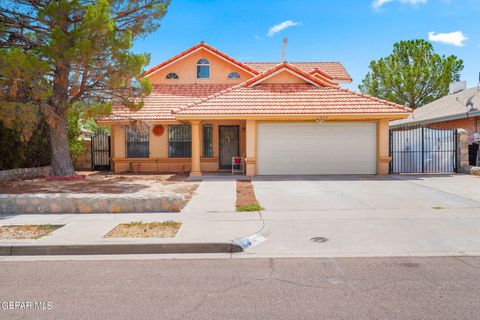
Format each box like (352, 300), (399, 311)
(168, 125), (191, 158)
(166, 72), (179, 79)
(203, 125), (213, 157)
(125, 126), (149, 158)
(196, 58), (210, 79)
(227, 72), (240, 79)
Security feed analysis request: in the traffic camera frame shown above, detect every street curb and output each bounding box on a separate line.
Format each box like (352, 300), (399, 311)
(0, 242), (243, 256)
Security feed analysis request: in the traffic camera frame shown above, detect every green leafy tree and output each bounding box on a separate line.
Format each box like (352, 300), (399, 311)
(67, 109), (85, 159)
(359, 39), (464, 109)
(0, 0), (169, 176)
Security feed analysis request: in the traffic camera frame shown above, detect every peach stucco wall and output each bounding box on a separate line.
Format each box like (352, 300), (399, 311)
(377, 119), (390, 175)
(111, 120), (246, 173)
(262, 70), (308, 84)
(147, 48), (253, 85)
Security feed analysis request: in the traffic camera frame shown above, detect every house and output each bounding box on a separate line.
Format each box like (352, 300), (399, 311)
(98, 42), (411, 176)
(391, 86), (480, 165)
(391, 87), (480, 140)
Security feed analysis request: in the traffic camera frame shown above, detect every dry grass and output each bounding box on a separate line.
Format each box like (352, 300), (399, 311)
(236, 180), (264, 212)
(0, 225), (63, 239)
(104, 221), (182, 238)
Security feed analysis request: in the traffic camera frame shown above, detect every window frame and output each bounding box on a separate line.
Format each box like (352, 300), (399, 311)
(125, 126), (149, 158)
(168, 125), (192, 158)
(202, 124), (214, 157)
(196, 58), (210, 79)
(166, 72), (179, 80)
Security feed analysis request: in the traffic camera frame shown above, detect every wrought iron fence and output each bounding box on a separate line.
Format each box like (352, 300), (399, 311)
(390, 126), (457, 174)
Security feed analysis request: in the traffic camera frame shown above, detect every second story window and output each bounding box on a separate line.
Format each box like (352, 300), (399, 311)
(166, 72), (179, 79)
(227, 72), (240, 79)
(196, 58), (210, 79)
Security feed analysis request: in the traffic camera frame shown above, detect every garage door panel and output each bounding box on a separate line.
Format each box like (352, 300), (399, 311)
(257, 122), (377, 175)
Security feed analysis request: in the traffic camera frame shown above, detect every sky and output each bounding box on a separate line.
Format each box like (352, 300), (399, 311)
(132, 0), (480, 90)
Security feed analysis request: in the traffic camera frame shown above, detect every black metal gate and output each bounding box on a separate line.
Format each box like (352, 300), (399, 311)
(91, 133), (111, 171)
(390, 127), (457, 174)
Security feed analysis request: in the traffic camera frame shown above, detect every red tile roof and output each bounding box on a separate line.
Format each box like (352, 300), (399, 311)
(101, 47), (407, 122)
(175, 83), (411, 116)
(98, 84), (232, 122)
(244, 62), (352, 82)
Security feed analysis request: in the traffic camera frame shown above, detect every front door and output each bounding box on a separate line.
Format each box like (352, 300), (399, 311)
(219, 126), (240, 169)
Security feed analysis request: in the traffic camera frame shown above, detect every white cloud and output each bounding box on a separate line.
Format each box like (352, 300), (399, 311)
(373, 0), (427, 9)
(428, 31), (468, 46)
(267, 20), (300, 37)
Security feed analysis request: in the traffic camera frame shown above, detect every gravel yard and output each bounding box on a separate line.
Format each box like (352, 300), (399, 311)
(0, 172), (198, 202)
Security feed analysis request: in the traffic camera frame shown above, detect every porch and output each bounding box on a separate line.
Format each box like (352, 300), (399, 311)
(110, 119), (257, 176)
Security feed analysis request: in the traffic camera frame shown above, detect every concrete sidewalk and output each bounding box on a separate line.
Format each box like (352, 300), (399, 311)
(0, 212), (262, 250)
(2, 207), (480, 259)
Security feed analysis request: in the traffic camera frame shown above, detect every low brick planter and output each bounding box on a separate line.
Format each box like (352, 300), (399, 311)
(0, 193), (184, 214)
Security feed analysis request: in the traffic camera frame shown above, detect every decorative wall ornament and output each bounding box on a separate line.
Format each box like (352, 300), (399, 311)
(153, 125), (165, 136)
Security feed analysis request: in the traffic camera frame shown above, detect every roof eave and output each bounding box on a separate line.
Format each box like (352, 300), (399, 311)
(390, 110), (480, 128)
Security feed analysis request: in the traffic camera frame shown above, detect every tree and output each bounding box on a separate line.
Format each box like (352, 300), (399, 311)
(0, 0), (169, 176)
(359, 39), (464, 109)
(0, 118), (51, 170)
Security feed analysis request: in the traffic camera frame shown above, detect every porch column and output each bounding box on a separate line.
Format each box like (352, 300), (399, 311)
(377, 119), (390, 175)
(190, 120), (202, 177)
(245, 120), (257, 176)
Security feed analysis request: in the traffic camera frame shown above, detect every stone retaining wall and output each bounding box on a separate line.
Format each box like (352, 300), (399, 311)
(0, 166), (52, 182)
(0, 193), (184, 214)
(457, 129), (470, 173)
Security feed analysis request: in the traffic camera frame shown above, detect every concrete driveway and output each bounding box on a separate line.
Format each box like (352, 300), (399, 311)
(246, 175), (480, 257)
(252, 174), (480, 211)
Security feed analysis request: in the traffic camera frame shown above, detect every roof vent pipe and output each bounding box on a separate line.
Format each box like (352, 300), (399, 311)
(281, 37), (288, 63)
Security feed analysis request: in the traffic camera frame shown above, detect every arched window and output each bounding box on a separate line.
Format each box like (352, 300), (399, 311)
(166, 72), (179, 80)
(196, 58), (210, 79)
(227, 72), (240, 79)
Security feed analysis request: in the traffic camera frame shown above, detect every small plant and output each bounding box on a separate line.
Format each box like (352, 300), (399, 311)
(432, 206), (446, 210)
(126, 221), (144, 227)
(236, 203), (264, 212)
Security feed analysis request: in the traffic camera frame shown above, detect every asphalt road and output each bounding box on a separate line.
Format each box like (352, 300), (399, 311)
(1, 256), (480, 320)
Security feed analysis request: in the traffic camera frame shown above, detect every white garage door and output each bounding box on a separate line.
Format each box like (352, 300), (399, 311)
(257, 122), (377, 175)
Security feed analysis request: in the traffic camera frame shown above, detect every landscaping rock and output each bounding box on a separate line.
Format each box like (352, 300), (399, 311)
(0, 166), (52, 182)
(0, 193), (184, 214)
(470, 166), (480, 176)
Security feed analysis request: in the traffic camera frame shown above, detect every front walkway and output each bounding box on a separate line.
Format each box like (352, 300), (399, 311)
(182, 178), (238, 212)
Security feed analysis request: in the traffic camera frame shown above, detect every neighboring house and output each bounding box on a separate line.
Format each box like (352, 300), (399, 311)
(98, 42), (411, 176)
(391, 87), (480, 165)
(391, 87), (480, 141)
